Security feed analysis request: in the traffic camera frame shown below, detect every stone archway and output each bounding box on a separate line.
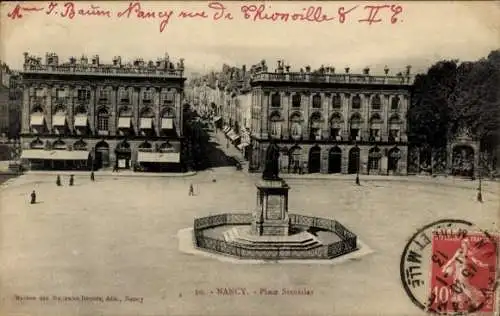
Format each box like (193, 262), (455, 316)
(452, 145), (475, 177)
(368, 147), (382, 174)
(308, 146), (321, 173)
(388, 147), (401, 174)
(288, 146), (302, 174)
(328, 146), (342, 174)
(348, 147), (360, 174)
(95, 140), (110, 169)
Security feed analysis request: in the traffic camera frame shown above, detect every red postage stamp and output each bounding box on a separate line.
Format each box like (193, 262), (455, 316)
(428, 232), (498, 314)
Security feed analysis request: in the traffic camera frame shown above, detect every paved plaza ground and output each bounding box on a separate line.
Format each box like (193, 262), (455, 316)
(1, 166), (498, 316)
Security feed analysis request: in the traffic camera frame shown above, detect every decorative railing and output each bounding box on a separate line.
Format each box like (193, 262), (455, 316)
(193, 213), (358, 260)
(22, 65), (184, 78)
(251, 72), (413, 85)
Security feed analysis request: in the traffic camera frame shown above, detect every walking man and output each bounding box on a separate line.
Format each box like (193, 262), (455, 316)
(90, 171), (95, 181)
(188, 183), (194, 196)
(30, 190), (36, 204)
(69, 174), (74, 186)
(56, 175), (62, 186)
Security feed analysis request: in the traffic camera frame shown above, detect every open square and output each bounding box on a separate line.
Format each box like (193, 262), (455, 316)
(0, 171), (498, 316)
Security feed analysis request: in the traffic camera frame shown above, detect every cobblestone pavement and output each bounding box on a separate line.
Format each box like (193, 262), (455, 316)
(1, 169), (498, 316)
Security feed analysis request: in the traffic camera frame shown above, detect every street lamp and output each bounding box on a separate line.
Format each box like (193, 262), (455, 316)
(477, 157), (483, 203)
(356, 148), (360, 185)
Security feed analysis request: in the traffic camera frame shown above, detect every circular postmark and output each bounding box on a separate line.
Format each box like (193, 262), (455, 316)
(400, 219), (499, 315)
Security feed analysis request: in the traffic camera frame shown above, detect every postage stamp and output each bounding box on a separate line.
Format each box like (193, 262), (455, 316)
(400, 219), (499, 315)
(428, 232), (498, 314)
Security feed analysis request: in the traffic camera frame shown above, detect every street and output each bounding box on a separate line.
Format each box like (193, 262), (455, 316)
(0, 137), (498, 316)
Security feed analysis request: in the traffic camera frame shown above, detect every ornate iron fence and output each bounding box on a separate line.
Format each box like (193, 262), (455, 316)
(193, 214), (358, 260)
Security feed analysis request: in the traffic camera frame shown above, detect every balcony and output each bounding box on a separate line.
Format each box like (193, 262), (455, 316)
(251, 72), (413, 85)
(22, 64), (184, 78)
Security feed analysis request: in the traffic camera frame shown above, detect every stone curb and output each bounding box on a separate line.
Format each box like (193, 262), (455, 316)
(21, 171), (198, 178)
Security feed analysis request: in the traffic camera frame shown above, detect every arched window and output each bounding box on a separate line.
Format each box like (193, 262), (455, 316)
(312, 94), (322, 108)
(352, 95), (361, 109)
(371, 95), (381, 110)
(391, 96), (400, 111)
(288, 146), (302, 173)
(350, 113), (362, 140)
(140, 107), (154, 130)
(161, 107), (175, 130)
(73, 139), (87, 151)
(369, 113), (383, 141)
(271, 93), (281, 108)
(368, 147), (382, 172)
(292, 94), (301, 108)
(97, 108), (109, 131)
(330, 112), (343, 140)
(290, 112), (302, 140)
(309, 112), (322, 140)
(269, 111), (282, 139)
(332, 94), (342, 108)
(388, 114), (401, 142)
(31, 106), (44, 114)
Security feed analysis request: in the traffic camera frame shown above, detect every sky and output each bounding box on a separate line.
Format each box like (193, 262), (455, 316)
(1, 1), (499, 76)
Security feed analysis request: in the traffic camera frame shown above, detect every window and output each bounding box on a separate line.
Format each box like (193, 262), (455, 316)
(330, 128), (340, 138)
(143, 90), (153, 104)
(371, 95), (381, 110)
(350, 129), (359, 139)
(369, 149), (381, 170)
(391, 96), (400, 110)
(77, 89), (90, 101)
(56, 89), (66, 99)
(369, 129), (379, 141)
(35, 89), (44, 97)
(292, 94), (301, 108)
(99, 89), (110, 101)
(290, 122), (302, 138)
(270, 121), (282, 139)
(312, 94), (321, 108)
(119, 89), (130, 103)
(389, 129), (399, 141)
(309, 113), (322, 140)
(163, 92), (175, 105)
(271, 93), (281, 108)
(97, 109), (109, 131)
(352, 95), (361, 109)
(332, 94), (341, 108)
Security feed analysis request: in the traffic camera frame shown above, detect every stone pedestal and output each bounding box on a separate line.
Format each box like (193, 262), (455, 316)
(251, 179), (290, 236)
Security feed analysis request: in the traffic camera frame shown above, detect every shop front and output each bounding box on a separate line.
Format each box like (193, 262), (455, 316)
(20, 149), (90, 170)
(115, 141), (132, 170)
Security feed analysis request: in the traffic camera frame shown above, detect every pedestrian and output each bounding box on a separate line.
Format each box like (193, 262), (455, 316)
(477, 189), (483, 203)
(69, 174), (74, 186)
(90, 171), (95, 181)
(30, 190), (36, 204)
(189, 183), (194, 196)
(56, 175), (62, 186)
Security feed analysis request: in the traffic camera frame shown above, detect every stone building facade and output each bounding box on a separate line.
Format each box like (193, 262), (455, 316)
(248, 61), (413, 175)
(19, 52), (186, 171)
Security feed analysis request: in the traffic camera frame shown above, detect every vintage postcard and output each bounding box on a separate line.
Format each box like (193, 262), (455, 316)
(0, 1), (499, 315)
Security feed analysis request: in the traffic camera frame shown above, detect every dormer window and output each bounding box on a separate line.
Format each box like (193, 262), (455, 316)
(119, 89), (130, 103)
(163, 91), (175, 105)
(77, 89), (90, 101)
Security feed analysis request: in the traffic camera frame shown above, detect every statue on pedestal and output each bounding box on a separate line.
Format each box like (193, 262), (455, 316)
(262, 140), (281, 180)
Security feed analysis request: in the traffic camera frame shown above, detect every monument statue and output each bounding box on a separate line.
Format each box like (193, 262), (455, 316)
(262, 141), (281, 180)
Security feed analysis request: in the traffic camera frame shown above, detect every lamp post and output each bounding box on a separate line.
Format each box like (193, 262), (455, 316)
(354, 140), (360, 185)
(477, 156), (483, 203)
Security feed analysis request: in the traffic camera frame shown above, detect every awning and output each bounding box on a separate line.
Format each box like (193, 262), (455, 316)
(52, 115), (66, 126)
(237, 143), (250, 150)
(140, 117), (153, 129)
(118, 117), (132, 128)
(223, 126), (231, 133)
(213, 116), (222, 122)
(161, 118), (174, 129)
(30, 115), (45, 126)
(21, 150), (89, 160)
(137, 151), (180, 163)
(74, 115), (88, 127)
